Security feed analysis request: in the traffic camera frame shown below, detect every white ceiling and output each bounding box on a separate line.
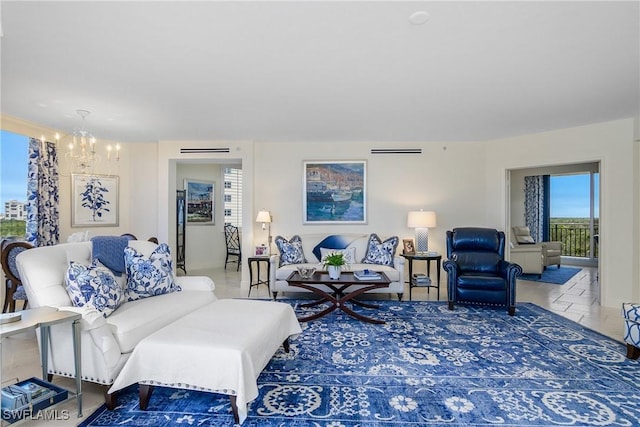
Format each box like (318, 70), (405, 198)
(1, 1), (638, 143)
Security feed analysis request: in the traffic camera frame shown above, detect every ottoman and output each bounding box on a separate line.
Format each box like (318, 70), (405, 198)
(107, 299), (302, 424)
(622, 302), (640, 359)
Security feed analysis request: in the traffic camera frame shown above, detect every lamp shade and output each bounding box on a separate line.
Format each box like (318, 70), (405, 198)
(407, 211), (436, 228)
(256, 210), (271, 223)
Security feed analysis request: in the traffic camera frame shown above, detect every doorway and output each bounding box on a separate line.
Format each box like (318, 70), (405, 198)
(507, 161), (600, 270)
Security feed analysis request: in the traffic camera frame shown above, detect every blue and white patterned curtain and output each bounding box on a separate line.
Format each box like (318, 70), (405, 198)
(524, 175), (544, 242)
(524, 175), (550, 243)
(26, 138), (60, 246)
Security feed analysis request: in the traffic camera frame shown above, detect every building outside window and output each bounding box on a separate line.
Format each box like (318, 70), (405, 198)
(4, 200), (26, 220)
(223, 167), (242, 227)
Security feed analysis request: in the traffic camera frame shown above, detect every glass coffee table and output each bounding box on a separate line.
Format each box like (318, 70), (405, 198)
(285, 271), (391, 324)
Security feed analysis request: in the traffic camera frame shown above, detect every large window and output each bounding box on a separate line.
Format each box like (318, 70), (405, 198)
(550, 172), (599, 258)
(0, 130), (29, 239)
(223, 167), (243, 227)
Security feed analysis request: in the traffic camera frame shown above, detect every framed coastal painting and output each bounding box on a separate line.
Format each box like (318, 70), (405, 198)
(71, 174), (119, 227)
(303, 160), (366, 224)
(184, 179), (215, 225)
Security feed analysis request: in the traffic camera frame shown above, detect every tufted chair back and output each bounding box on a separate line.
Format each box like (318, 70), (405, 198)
(444, 227), (520, 316)
(447, 228), (505, 274)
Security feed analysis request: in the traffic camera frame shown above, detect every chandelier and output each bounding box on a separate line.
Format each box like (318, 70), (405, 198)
(59, 110), (121, 175)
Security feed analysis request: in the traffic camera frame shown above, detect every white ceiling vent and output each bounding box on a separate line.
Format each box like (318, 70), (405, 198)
(180, 148), (230, 154)
(370, 148), (422, 155)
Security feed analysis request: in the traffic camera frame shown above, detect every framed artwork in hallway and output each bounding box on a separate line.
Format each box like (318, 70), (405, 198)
(185, 179), (215, 225)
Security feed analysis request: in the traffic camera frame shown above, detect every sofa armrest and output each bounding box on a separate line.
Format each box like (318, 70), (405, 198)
(269, 254), (280, 285)
(542, 241), (562, 251)
(174, 276), (215, 292)
(511, 245), (542, 254)
(393, 255), (405, 270)
(393, 255), (405, 281)
(52, 305), (107, 331)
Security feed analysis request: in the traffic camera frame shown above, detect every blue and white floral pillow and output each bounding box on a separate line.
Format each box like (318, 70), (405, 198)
(65, 260), (123, 317)
(275, 235), (307, 266)
(361, 234), (399, 266)
(124, 243), (181, 302)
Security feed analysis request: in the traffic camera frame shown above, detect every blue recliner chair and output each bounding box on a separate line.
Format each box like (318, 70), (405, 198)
(443, 227), (522, 316)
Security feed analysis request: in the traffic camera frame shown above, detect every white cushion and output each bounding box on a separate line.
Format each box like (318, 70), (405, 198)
(107, 290), (217, 353)
(319, 247), (357, 265)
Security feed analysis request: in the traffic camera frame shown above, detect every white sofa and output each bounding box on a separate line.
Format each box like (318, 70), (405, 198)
(269, 234), (405, 300)
(16, 240), (216, 387)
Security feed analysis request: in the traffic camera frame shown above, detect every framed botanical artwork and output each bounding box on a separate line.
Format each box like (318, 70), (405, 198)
(402, 239), (415, 254)
(71, 174), (119, 227)
(303, 160), (366, 224)
(184, 179), (215, 225)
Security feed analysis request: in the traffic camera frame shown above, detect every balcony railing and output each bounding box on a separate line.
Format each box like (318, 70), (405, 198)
(550, 223), (599, 258)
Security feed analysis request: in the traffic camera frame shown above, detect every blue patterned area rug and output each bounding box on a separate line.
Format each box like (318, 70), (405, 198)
(520, 266), (582, 284)
(80, 301), (640, 426)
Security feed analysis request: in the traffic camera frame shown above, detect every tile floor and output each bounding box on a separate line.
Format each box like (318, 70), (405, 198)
(1, 264), (623, 427)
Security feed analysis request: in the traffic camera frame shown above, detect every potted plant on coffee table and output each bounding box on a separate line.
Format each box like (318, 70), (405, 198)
(322, 252), (349, 280)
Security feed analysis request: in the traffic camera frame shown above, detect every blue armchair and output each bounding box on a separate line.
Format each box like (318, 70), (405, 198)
(443, 227), (522, 316)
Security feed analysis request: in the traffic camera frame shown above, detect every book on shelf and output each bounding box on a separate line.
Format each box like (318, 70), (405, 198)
(412, 273), (432, 285)
(354, 270), (382, 280)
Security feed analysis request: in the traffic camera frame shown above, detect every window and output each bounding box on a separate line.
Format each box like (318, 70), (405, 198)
(223, 168), (242, 227)
(550, 172), (599, 258)
(0, 130), (29, 239)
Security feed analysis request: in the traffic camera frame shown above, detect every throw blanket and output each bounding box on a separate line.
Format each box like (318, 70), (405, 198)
(91, 236), (132, 276)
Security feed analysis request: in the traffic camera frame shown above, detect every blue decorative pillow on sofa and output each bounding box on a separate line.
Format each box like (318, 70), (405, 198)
(65, 260), (123, 317)
(312, 235), (353, 261)
(124, 243), (181, 302)
(275, 235), (307, 266)
(361, 233), (399, 266)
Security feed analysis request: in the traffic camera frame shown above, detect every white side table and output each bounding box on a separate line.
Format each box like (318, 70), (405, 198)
(1, 307), (82, 417)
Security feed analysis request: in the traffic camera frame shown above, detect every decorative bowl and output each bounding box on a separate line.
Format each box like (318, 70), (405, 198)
(297, 266), (316, 279)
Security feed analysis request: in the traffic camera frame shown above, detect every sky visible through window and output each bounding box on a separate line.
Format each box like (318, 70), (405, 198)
(550, 173), (599, 218)
(1, 130), (29, 213)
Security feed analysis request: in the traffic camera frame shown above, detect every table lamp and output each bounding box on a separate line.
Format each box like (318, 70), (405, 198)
(255, 210), (272, 250)
(407, 210), (436, 254)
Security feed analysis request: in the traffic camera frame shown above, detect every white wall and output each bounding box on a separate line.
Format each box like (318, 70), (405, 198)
(1, 114), (155, 242)
(4, 114), (638, 307)
(252, 140), (488, 259)
(485, 118), (638, 307)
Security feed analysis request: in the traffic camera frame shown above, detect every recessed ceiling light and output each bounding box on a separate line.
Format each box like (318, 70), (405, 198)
(409, 11), (430, 25)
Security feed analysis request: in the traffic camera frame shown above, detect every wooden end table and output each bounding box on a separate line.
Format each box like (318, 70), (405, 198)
(285, 271), (391, 324)
(400, 252), (442, 301)
(247, 256), (271, 297)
